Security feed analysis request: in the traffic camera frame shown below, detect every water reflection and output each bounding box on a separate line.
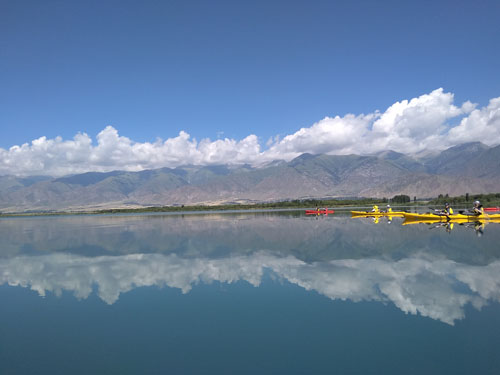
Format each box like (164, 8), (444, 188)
(1, 212), (500, 325)
(402, 220), (489, 236)
(1, 251), (500, 325)
(2, 213), (500, 264)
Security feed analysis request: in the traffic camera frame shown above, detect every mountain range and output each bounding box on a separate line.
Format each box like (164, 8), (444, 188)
(0, 142), (499, 212)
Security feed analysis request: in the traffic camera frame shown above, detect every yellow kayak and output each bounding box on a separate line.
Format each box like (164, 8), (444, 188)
(402, 218), (477, 226)
(402, 219), (500, 225)
(351, 211), (406, 217)
(402, 218), (500, 226)
(403, 212), (500, 221)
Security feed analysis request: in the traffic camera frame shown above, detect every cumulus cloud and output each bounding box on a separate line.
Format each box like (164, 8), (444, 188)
(2, 252), (500, 325)
(1, 88), (499, 176)
(448, 97), (500, 144)
(0, 127), (262, 176)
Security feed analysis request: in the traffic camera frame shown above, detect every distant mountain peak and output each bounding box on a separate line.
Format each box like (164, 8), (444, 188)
(424, 142), (491, 175)
(291, 153), (316, 161)
(443, 142), (489, 153)
(54, 171), (123, 186)
(1, 143), (499, 212)
(259, 159), (287, 168)
(375, 150), (405, 160)
(289, 153), (317, 166)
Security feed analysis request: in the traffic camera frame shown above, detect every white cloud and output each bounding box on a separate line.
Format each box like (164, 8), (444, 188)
(0, 127), (263, 176)
(448, 97), (500, 145)
(263, 113), (376, 160)
(1, 89), (499, 176)
(368, 88), (475, 153)
(2, 252), (500, 325)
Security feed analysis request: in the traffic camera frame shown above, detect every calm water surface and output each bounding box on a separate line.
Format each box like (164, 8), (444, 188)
(1, 211), (500, 374)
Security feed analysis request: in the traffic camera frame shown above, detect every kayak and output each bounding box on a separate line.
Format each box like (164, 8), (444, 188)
(402, 218), (500, 226)
(403, 212), (500, 221)
(351, 211), (405, 217)
(305, 210), (334, 215)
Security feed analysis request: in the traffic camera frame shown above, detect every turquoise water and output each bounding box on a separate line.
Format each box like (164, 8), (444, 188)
(1, 211), (500, 374)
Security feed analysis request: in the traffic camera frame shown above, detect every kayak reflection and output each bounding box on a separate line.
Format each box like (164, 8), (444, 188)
(404, 212), (500, 221)
(351, 210), (500, 235)
(402, 219), (496, 236)
(351, 213), (397, 224)
(351, 210), (405, 217)
(2, 212), (500, 326)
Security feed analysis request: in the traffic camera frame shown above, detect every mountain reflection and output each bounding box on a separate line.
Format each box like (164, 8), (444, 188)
(1, 213), (500, 265)
(2, 213), (500, 325)
(2, 251), (500, 325)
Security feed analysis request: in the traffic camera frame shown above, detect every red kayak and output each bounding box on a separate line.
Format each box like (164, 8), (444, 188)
(484, 207), (500, 212)
(305, 210), (334, 215)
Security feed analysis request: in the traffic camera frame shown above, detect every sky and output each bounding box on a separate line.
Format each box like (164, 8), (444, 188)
(1, 0), (500, 176)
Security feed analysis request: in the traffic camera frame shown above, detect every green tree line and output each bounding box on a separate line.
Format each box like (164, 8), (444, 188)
(429, 192), (500, 206)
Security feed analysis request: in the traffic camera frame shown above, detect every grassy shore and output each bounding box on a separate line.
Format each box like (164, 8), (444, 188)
(428, 192), (500, 206)
(0, 197), (409, 217)
(1, 194), (499, 217)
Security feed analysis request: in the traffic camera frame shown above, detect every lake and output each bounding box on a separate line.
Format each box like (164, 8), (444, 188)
(1, 210), (500, 374)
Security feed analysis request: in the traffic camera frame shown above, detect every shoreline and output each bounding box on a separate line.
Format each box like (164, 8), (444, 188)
(0, 202), (424, 218)
(1, 192), (499, 218)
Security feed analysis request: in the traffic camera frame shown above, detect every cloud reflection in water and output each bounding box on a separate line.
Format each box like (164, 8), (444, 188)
(2, 252), (500, 325)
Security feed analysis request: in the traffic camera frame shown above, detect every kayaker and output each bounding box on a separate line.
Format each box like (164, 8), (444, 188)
(434, 202), (453, 217)
(472, 200), (484, 215)
(385, 204), (392, 213)
(371, 205), (379, 213)
(443, 202), (453, 215)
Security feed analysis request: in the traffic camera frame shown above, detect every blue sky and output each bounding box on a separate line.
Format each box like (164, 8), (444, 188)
(1, 0), (500, 176)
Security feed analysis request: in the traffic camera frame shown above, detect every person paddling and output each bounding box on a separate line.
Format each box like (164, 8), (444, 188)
(385, 204), (392, 213)
(435, 202), (453, 220)
(443, 202), (453, 215)
(371, 205), (379, 213)
(472, 200), (484, 215)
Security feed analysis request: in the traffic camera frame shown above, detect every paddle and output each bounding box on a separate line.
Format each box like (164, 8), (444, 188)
(429, 222), (446, 230)
(459, 210), (473, 216)
(458, 209), (490, 219)
(458, 210), (469, 215)
(430, 208), (451, 220)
